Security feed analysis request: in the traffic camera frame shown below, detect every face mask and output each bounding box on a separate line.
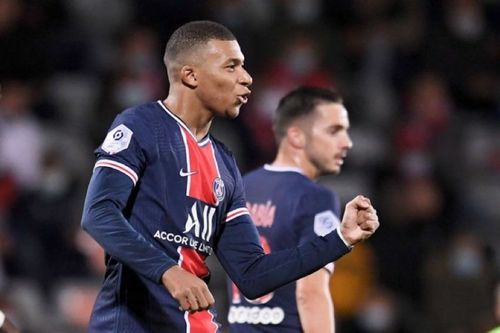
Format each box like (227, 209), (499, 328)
(448, 9), (485, 41)
(357, 298), (395, 332)
(40, 168), (70, 197)
(449, 245), (482, 278)
(113, 81), (150, 109)
(286, 47), (317, 76)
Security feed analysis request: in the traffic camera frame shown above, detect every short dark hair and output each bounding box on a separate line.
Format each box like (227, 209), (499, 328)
(163, 20), (235, 78)
(273, 86), (343, 142)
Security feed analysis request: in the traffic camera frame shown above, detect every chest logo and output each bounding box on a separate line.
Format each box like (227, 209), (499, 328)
(213, 177), (225, 203)
(179, 168), (197, 177)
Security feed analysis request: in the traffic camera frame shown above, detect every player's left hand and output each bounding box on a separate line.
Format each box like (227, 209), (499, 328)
(339, 195), (379, 246)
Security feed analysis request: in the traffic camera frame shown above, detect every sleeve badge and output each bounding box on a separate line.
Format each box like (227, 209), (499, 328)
(314, 210), (340, 236)
(101, 124), (133, 154)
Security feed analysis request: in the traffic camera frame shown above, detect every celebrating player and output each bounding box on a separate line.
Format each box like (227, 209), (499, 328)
(228, 87), (352, 332)
(81, 20), (379, 332)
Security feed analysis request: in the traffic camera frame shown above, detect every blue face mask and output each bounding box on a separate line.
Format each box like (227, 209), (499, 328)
(449, 245), (482, 278)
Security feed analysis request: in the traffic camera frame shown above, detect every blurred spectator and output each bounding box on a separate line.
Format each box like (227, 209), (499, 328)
(6, 150), (88, 295)
(0, 0), (498, 330)
(0, 0), (49, 80)
(0, 81), (44, 191)
(423, 231), (496, 332)
(241, 29), (336, 167)
(94, 26), (166, 145)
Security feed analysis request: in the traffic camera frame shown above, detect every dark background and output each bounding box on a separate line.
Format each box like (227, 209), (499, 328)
(0, 0), (499, 332)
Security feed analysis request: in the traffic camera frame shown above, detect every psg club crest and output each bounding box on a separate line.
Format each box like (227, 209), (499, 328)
(213, 177), (225, 203)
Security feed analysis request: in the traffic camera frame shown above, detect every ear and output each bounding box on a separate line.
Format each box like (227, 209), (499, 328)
(180, 65), (198, 88)
(287, 126), (306, 149)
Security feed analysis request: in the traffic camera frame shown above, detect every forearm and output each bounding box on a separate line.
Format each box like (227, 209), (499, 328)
(298, 293), (334, 333)
(297, 271), (335, 333)
(216, 216), (350, 299)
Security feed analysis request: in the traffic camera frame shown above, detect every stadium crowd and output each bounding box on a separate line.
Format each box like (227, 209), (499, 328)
(0, 0), (499, 332)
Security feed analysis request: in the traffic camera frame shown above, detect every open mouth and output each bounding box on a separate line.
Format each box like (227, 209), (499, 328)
(237, 94), (249, 104)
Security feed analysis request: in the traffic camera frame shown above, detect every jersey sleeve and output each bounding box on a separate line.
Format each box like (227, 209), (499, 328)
(296, 189), (341, 273)
(224, 158), (250, 223)
(214, 212), (350, 300)
(93, 111), (152, 186)
(81, 167), (176, 282)
(81, 111), (176, 283)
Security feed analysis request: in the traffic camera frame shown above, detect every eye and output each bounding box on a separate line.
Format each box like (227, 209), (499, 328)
(226, 64), (236, 72)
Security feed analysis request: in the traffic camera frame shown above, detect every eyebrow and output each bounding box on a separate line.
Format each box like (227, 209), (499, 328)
(224, 57), (244, 65)
(327, 124), (349, 131)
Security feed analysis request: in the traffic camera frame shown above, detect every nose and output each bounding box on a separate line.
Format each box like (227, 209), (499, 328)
(239, 68), (253, 87)
(344, 133), (353, 149)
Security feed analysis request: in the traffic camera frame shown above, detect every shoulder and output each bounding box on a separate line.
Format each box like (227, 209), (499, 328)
(101, 102), (161, 153)
(118, 102), (162, 127)
(297, 180), (340, 214)
(242, 167), (265, 181)
(303, 180), (338, 201)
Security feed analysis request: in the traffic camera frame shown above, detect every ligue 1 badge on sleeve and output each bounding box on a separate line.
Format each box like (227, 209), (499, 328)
(102, 124), (133, 154)
(213, 177), (225, 203)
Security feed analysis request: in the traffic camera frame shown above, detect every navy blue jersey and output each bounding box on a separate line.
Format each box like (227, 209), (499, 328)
(82, 101), (351, 333)
(228, 165), (341, 332)
(87, 101), (249, 332)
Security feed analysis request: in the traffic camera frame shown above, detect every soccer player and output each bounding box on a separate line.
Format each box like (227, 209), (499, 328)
(81, 20), (379, 332)
(228, 87), (351, 332)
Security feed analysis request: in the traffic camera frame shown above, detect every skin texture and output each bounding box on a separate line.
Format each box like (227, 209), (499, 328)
(163, 39), (252, 141)
(296, 269), (335, 333)
(273, 102), (352, 180)
(159, 39), (379, 314)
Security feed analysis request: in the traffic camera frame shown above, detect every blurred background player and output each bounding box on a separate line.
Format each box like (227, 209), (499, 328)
(228, 86), (352, 332)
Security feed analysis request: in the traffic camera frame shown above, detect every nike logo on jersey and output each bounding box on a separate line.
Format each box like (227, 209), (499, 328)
(179, 168), (197, 177)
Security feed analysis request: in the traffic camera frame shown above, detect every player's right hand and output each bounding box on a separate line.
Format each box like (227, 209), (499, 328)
(161, 265), (215, 312)
(339, 195), (379, 246)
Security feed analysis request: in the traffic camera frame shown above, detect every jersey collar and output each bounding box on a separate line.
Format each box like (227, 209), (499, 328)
(263, 164), (304, 175)
(157, 100), (211, 146)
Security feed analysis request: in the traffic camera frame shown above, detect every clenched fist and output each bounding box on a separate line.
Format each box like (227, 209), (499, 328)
(339, 195), (379, 246)
(162, 265), (215, 312)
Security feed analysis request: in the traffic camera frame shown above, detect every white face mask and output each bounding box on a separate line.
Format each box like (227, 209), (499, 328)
(40, 168), (70, 197)
(113, 81), (150, 109)
(357, 298), (395, 332)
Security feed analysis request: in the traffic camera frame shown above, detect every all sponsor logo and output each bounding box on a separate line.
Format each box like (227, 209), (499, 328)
(153, 202), (215, 255)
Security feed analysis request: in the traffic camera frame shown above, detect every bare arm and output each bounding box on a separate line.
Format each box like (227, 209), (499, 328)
(296, 269), (335, 333)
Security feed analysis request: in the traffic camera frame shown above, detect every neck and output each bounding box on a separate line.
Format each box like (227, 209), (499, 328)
(163, 86), (213, 141)
(271, 144), (318, 180)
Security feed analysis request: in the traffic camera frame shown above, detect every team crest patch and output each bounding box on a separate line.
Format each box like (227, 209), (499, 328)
(213, 177), (225, 203)
(101, 124), (133, 154)
(314, 210), (340, 236)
